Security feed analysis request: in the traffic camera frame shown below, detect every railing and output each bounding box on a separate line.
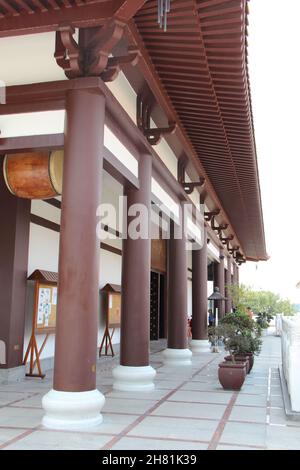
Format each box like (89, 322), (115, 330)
(275, 314), (283, 336)
(281, 316), (300, 412)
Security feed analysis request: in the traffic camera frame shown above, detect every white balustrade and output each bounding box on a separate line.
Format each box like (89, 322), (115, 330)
(275, 314), (283, 336)
(281, 316), (300, 412)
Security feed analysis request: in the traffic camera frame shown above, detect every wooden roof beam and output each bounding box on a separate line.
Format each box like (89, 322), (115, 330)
(0, 0), (147, 37)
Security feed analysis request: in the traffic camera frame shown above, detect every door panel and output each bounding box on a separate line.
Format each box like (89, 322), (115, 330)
(150, 272), (159, 340)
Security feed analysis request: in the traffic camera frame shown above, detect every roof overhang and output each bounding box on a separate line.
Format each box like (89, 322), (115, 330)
(131, 0), (267, 261)
(0, 0), (147, 37)
(0, 0), (267, 262)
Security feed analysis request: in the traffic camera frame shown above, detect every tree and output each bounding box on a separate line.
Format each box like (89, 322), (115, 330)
(227, 284), (297, 317)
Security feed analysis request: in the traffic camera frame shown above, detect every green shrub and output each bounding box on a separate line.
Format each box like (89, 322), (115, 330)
(220, 311), (261, 337)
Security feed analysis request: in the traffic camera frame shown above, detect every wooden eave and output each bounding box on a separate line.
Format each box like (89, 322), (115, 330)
(131, 0), (267, 261)
(0, 1), (147, 37)
(0, 0), (267, 261)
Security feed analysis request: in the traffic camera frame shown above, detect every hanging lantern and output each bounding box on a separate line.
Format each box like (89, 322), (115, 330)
(157, 0), (172, 31)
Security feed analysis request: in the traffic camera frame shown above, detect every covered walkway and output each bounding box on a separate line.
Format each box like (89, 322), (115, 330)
(0, 333), (299, 450)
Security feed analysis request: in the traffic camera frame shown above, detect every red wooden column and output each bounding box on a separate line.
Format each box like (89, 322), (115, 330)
(0, 165), (30, 377)
(112, 153), (156, 391)
(190, 226), (210, 353)
(213, 249), (225, 321)
(232, 262), (239, 311)
(42, 86), (106, 430)
(225, 256), (232, 314)
(163, 213), (192, 366)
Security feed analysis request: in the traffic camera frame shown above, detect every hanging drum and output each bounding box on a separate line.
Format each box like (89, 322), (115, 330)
(3, 150), (63, 199)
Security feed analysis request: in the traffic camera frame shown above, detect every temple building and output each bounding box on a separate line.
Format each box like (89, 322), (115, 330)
(0, 0), (267, 431)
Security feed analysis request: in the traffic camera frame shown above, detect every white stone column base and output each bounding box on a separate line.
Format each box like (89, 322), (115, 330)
(190, 339), (211, 353)
(112, 365), (156, 392)
(163, 348), (192, 366)
(42, 389), (105, 430)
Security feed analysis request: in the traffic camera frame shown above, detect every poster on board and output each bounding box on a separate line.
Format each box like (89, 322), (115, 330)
(35, 283), (57, 332)
(108, 292), (121, 328)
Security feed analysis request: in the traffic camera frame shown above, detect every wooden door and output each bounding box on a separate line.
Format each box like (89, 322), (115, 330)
(150, 272), (160, 340)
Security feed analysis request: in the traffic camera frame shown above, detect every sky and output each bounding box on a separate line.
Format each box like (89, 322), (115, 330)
(240, 0), (300, 303)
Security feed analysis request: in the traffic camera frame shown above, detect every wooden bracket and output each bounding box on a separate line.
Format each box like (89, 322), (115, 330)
(177, 155), (205, 194)
(55, 21), (139, 82)
(100, 46), (140, 82)
(235, 252), (246, 263)
(204, 209), (220, 222)
(237, 259), (246, 265)
(220, 234), (234, 245)
(55, 24), (83, 79)
(211, 216), (228, 233)
(137, 95), (176, 145)
(229, 245), (240, 255)
(181, 179), (205, 195)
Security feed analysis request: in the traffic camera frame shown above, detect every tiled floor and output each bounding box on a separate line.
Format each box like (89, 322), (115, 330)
(0, 332), (299, 450)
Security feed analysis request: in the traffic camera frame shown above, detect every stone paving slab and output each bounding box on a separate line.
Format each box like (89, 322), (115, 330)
(0, 334), (298, 450)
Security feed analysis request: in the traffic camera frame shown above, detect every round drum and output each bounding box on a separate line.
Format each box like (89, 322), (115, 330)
(3, 150), (63, 199)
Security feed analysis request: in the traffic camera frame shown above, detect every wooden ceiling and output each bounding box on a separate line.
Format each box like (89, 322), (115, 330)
(133, 0), (267, 261)
(0, 1), (147, 36)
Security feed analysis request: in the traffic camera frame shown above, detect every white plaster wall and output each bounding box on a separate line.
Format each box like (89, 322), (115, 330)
(101, 171), (123, 233)
(208, 280), (214, 297)
(24, 222), (60, 362)
(208, 242), (220, 262)
(27, 223), (60, 276)
(155, 139), (178, 179)
(0, 32), (66, 86)
(106, 72), (137, 124)
(104, 125), (138, 177)
(99, 248), (122, 346)
(24, 203), (123, 366)
(31, 200), (61, 225)
(0, 111), (64, 138)
(152, 178), (179, 220)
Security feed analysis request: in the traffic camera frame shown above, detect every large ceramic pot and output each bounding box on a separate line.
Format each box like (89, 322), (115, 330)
(239, 353), (254, 374)
(246, 353), (254, 372)
(242, 353), (254, 372)
(224, 355), (250, 374)
(218, 362), (247, 391)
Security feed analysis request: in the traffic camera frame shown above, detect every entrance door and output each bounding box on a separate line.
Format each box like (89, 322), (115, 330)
(150, 272), (160, 340)
(150, 271), (166, 340)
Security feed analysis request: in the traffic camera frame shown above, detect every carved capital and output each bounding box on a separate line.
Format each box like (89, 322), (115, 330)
(55, 21), (139, 82)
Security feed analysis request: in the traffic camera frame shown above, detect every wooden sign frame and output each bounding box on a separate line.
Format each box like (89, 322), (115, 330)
(99, 284), (121, 357)
(23, 270), (58, 379)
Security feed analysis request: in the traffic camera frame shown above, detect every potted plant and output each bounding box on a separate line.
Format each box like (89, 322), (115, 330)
(208, 326), (221, 353)
(209, 324), (247, 391)
(224, 334), (252, 374)
(220, 311), (261, 337)
(220, 311), (262, 371)
(256, 311), (274, 335)
(241, 333), (262, 372)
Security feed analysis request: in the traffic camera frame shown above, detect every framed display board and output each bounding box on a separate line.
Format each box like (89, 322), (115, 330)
(107, 291), (121, 328)
(99, 284), (121, 357)
(36, 283), (57, 333)
(23, 270), (58, 378)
